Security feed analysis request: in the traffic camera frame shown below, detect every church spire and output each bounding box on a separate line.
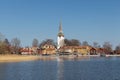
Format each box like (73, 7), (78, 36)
(59, 21), (62, 33)
(58, 21), (64, 37)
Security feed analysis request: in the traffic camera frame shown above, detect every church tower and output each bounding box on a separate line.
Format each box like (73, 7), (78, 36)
(57, 21), (65, 49)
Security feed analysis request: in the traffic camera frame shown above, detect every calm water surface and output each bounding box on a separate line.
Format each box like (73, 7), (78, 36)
(0, 57), (120, 80)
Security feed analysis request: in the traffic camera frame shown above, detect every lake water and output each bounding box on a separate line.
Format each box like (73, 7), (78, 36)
(0, 56), (120, 80)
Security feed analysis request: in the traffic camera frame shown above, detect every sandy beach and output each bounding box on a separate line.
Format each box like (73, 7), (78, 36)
(0, 54), (40, 62)
(0, 54), (88, 62)
(0, 54), (120, 63)
(0, 54), (60, 62)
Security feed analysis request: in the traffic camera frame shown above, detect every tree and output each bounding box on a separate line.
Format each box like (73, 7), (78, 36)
(82, 41), (89, 46)
(4, 38), (10, 46)
(64, 39), (71, 46)
(11, 38), (21, 54)
(115, 44), (120, 54)
(4, 38), (11, 53)
(64, 39), (81, 46)
(39, 39), (56, 48)
(32, 38), (39, 47)
(103, 42), (112, 53)
(0, 32), (5, 41)
(71, 39), (81, 46)
(93, 42), (100, 48)
(0, 33), (10, 54)
(0, 41), (7, 54)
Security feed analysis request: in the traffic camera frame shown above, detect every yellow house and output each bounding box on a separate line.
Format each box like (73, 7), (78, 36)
(41, 44), (56, 55)
(59, 46), (91, 55)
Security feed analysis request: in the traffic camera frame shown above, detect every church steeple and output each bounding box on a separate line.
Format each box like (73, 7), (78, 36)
(58, 21), (64, 37)
(59, 21), (62, 33)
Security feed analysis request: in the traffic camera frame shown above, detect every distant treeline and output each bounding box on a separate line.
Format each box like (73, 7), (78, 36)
(0, 32), (120, 54)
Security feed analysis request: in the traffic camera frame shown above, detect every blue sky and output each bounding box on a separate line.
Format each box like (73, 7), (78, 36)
(0, 0), (120, 48)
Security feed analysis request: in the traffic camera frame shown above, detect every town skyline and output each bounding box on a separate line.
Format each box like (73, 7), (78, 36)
(0, 0), (120, 48)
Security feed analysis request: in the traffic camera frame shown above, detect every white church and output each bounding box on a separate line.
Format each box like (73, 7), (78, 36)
(57, 22), (65, 49)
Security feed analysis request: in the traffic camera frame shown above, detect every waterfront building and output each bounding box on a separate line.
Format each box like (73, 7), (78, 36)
(40, 44), (56, 55)
(59, 46), (91, 55)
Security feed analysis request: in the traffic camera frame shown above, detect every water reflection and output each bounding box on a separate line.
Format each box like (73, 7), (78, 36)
(0, 63), (8, 80)
(56, 57), (64, 80)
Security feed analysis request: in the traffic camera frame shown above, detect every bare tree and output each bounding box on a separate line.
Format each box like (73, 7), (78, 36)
(93, 42), (100, 48)
(71, 39), (81, 46)
(0, 41), (7, 54)
(0, 32), (5, 41)
(0, 33), (10, 54)
(115, 44), (120, 54)
(11, 38), (21, 54)
(103, 42), (112, 53)
(4, 38), (11, 53)
(64, 39), (81, 46)
(82, 41), (89, 46)
(32, 38), (39, 47)
(4, 38), (10, 46)
(39, 39), (55, 48)
(64, 39), (71, 46)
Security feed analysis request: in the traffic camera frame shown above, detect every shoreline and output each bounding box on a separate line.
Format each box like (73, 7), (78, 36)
(0, 54), (120, 63)
(0, 54), (40, 63)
